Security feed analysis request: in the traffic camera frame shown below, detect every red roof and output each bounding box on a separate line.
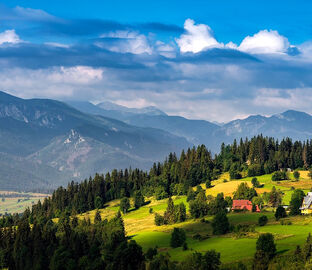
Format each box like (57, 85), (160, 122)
(232, 200), (260, 212)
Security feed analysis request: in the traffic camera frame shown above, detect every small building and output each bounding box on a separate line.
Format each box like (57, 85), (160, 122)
(300, 192), (312, 214)
(232, 200), (260, 212)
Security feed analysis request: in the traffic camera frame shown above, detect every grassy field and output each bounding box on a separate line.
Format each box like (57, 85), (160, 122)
(0, 191), (49, 215)
(72, 171), (312, 265)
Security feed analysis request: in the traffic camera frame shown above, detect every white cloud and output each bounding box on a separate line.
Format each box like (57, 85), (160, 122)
(99, 31), (153, 55)
(176, 19), (223, 53)
(0, 30), (21, 45)
(238, 30), (290, 54)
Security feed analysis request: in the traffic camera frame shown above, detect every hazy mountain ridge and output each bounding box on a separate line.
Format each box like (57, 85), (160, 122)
(0, 91), (190, 191)
(69, 101), (312, 152)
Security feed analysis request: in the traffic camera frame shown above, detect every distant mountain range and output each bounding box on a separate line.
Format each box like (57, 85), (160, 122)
(0, 91), (189, 191)
(68, 100), (312, 152)
(2, 90), (312, 192)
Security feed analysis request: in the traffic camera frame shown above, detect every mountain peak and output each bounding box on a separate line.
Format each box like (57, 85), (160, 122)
(96, 101), (166, 116)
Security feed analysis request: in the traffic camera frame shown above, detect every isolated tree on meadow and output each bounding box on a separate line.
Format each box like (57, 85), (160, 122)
(275, 205), (287, 220)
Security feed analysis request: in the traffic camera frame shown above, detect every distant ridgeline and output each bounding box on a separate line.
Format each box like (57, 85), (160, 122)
(18, 135), (312, 218)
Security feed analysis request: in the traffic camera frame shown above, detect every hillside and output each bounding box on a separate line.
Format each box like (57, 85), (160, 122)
(0, 91), (190, 191)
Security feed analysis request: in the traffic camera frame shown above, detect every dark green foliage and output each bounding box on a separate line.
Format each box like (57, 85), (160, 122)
(205, 180), (212, 189)
(275, 206), (287, 220)
(164, 197), (176, 224)
(94, 209), (102, 223)
(258, 215), (268, 226)
(272, 171), (287, 181)
(154, 186), (168, 200)
(145, 247), (158, 260)
(293, 171), (300, 181)
(175, 203), (187, 222)
(212, 211), (230, 235)
(268, 186), (282, 207)
(252, 250), (270, 270)
(289, 189), (305, 216)
(251, 177), (260, 188)
(154, 213), (164, 226)
(256, 233), (276, 259)
(94, 196), (103, 209)
(181, 250), (221, 270)
(248, 164), (264, 177)
(119, 197), (130, 214)
(187, 187), (196, 202)
(233, 182), (257, 200)
(0, 212), (146, 270)
(134, 190), (145, 209)
(170, 228), (186, 248)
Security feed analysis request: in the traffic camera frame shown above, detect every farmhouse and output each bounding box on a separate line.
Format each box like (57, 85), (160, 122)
(300, 192), (312, 214)
(232, 200), (260, 212)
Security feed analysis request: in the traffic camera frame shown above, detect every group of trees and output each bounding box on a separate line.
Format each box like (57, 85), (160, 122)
(154, 197), (186, 226)
(19, 135), (312, 222)
(0, 211), (146, 270)
(253, 233), (312, 270)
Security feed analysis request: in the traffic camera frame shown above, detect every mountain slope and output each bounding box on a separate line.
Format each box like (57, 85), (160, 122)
(67, 101), (220, 146)
(0, 91), (190, 191)
(67, 101), (312, 152)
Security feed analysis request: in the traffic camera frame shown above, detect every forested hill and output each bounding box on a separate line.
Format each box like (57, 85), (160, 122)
(2, 135), (312, 270)
(28, 135), (312, 217)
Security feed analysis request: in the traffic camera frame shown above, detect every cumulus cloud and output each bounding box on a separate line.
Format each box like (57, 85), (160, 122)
(238, 30), (290, 54)
(0, 29), (21, 45)
(176, 19), (222, 53)
(98, 31), (153, 54)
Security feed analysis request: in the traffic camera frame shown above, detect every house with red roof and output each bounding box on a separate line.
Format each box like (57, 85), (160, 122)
(232, 200), (260, 212)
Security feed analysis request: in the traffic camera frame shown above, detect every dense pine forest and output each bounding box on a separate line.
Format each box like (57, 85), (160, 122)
(2, 135), (312, 269)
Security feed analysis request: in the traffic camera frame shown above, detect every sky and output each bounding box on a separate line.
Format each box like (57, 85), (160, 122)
(0, 1), (312, 122)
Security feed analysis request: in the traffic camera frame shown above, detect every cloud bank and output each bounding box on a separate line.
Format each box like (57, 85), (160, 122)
(0, 10), (312, 122)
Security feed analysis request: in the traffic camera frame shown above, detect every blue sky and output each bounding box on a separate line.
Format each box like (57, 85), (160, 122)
(0, 1), (312, 121)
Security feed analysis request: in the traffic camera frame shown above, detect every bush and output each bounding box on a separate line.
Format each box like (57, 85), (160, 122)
(258, 215), (268, 226)
(293, 171), (300, 181)
(154, 213), (164, 226)
(170, 228), (186, 248)
(272, 171), (287, 181)
(275, 205), (287, 220)
(182, 242), (188, 251)
(251, 177), (260, 188)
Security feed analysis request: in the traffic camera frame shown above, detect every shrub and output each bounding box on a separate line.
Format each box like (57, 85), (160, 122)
(272, 171), (287, 181)
(258, 215), (268, 226)
(182, 242), (188, 251)
(251, 177), (260, 188)
(149, 207), (153, 214)
(275, 205), (287, 220)
(293, 171), (300, 181)
(154, 213), (164, 226)
(170, 228), (186, 248)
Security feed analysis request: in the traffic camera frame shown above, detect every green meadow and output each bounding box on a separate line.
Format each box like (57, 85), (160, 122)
(73, 171), (312, 264)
